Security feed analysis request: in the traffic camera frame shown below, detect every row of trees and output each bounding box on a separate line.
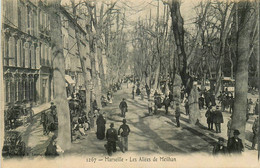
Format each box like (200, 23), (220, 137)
(47, 0), (130, 150)
(131, 0), (259, 147)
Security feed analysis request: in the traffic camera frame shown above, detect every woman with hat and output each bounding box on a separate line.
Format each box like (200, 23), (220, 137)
(227, 129), (244, 154)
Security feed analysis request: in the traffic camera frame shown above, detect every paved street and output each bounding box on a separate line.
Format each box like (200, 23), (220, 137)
(13, 84), (258, 157)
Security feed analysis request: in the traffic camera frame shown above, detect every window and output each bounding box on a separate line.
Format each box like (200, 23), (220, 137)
(5, 81), (10, 102)
(4, 36), (9, 66)
(10, 81), (15, 102)
(27, 6), (31, 34)
(14, 80), (18, 101)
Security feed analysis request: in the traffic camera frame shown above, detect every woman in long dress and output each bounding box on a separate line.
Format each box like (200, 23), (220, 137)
(96, 114), (106, 140)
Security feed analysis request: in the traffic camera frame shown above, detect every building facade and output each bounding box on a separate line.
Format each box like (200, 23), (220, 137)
(60, 7), (91, 97)
(2, 0), (53, 105)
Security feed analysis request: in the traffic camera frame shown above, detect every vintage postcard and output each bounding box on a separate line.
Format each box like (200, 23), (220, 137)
(0, 0), (259, 167)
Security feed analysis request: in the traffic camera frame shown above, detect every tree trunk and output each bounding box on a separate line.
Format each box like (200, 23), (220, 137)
(169, 0), (188, 88)
(231, 1), (253, 143)
(48, 1), (71, 150)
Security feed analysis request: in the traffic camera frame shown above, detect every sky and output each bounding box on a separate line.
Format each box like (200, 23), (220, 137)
(115, 0), (199, 30)
(61, 0), (199, 30)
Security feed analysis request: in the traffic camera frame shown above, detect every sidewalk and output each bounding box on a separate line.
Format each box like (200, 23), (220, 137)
(14, 102), (54, 156)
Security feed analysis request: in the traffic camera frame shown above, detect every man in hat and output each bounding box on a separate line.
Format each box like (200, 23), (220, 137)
(119, 98), (128, 118)
(175, 103), (181, 127)
(213, 137), (228, 155)
(163, 95), (171, 115)
(106, 123), (118, 156)
(118, 119), (131, 152)
(205, 106), (213, 130)
(213, 105), (223, 133)
(50, 102), (57, 122)
(227, 129), (244, 154)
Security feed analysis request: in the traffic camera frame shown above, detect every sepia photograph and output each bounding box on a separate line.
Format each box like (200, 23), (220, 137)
(0, 0), (259, 167)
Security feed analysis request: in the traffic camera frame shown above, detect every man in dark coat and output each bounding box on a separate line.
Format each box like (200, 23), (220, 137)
(119, 98), (128, 118)
(205, 106), (213, 130)
(213, 137), (228, 155)
(198, 95), (204, 110)
(227, 129), (244, 154)
(96, 114), (106, 140)
(106, 123), (118, 156)
(175, 103), (181, 127)
(118, 119), (131, 152)
(163, 96), (171, 115)
(40, 111), (48, 135)
(184, 98), (189, 115)
(50, 102), (57, 122)
(213, 106), (223, 133)
(210, 93), (216, 106)
(205, 91), (211, 108)
(229, 95), (234, 114)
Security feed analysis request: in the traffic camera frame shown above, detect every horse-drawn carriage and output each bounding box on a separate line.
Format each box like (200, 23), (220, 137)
(4, 103), (24, 130)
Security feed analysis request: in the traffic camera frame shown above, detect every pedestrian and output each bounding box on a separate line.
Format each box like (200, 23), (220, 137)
(210, 93), (216, 106)
(163, 95), (171, 115)
(205, 91), (211, 108)
(41, 111), (48, 135)
(184, 97), (189, 115)
(45, 135), (59, 157)
(213, 137), (228, 155)
(154, 98), (158, 115)
(213, 106), (223, 133)
(227, 117), (232, 138)
(136, 87), (141, 96)
(175, 103), (181, 127)
(247, 98), (253, 114)
(106, 123), (118, 156)
(148, 99), (153, 115)
(205, 106), (213, 130)
(227, 129), (244, 154)
(140, 91), (144, 100)
(118, 119), (131, 153)
(96, 114), (106, 140)
(50, 102), (57, 122)
(229, 95), (234, 114)
(132, 87), (135, 99)
(198, 94), (204, 110)
(119, 98), (128, 118)
(251, 117), (258, 150)
(254, 99), (259, 115)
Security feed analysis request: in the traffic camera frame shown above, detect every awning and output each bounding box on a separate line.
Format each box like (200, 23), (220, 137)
(65, 75), (76, 85)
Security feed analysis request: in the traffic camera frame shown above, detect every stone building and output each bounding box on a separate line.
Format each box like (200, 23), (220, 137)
(60, 7), (91, 97)
(2, 0), (53, 105)
(2, 0), (92, 106)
